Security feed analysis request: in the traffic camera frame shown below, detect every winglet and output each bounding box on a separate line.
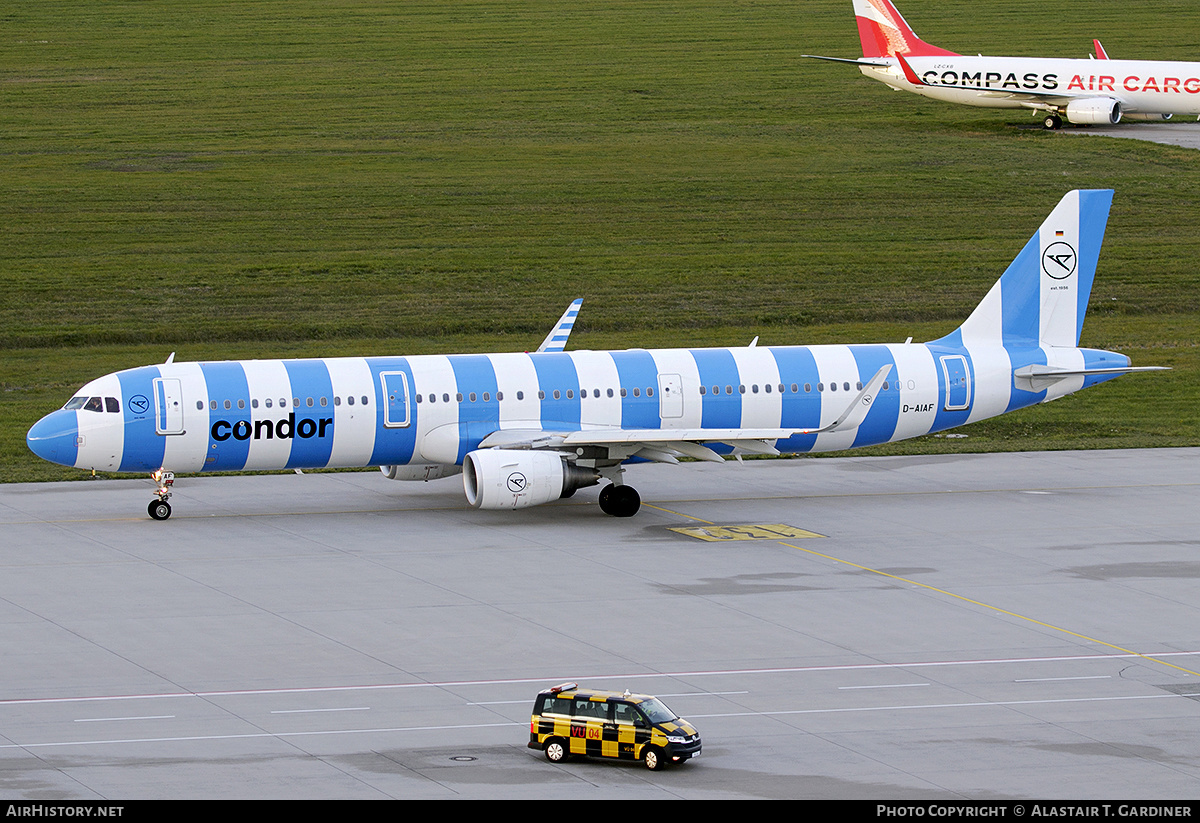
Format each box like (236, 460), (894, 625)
(1093, 39), (1109, 60)
(806, 365), (892, 434)
(537, 299), (583, 353)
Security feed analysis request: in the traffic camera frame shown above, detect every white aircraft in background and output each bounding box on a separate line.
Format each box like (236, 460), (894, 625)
(28, 190), (1163, 520)
(805, 0), (1200, 129)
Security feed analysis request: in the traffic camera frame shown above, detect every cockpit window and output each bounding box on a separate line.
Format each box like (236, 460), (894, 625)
(105, 397), (120, 413)
(83, 397), (104, 412)
(63, 396), (88, 410)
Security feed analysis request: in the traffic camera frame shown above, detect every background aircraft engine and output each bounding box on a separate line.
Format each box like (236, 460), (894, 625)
(1066, 98), (1122, 125)
(464, 449), (599, 510)
(1123, 112), (1172, 122)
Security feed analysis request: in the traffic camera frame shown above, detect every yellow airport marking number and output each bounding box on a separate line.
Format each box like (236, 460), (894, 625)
(669, 524), (826, 542)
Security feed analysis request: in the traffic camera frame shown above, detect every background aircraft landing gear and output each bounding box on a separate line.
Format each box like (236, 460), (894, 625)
(149, 469), (174, 521)
(1043, 114), (1063, 130)
(598, 483), (640, 517)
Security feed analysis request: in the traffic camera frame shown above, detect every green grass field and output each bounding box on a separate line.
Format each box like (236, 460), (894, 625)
(3, 0), (1197, 482)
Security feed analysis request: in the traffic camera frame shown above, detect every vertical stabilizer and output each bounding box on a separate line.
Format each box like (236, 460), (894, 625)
(853, 0), (958, 58)
(950, 190), (1113, 348)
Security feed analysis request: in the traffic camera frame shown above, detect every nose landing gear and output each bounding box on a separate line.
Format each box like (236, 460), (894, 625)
(148, 470), (174, 520)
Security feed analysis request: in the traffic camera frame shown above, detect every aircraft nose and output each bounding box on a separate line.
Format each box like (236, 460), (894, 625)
(26, 410), (79, 467)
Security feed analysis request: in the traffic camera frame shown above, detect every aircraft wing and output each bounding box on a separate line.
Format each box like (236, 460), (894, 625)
(476, 365), (892, 463)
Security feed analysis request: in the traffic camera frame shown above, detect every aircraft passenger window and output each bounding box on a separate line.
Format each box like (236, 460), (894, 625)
(496, 392), (503, 401)
(443, 393), (450, 403)
(817, 383), (824, 392)
(566, 390), (573, 399)
(196, 401), (204, 410)
(699, 386), (706, 396)
(470, 393), (477, 402)
(780, 384), (786, 393)
(483, 392), (490, 402)
(517, 391), (524, 400)
(856, 382), (862, 391)
(425, 394), (433, 403)
(882, 382), (889, 391)
(593, 389), (600, 398)
(802, 383), (809, 393)
(320, 397), (328, 407)
(764, 384), (771, 393)
(607, 388), (613, 398)
(280, 398), (287, 407)
(632, 388), (640, 397)
(739, 385), (746, 394)
(238, 399), (245, 409)
(752, 385), (759, 394)
(647, 387), (653, 397)
(105, 397), (120, 412)
(293, 398), (300, 407)
(361, 395), (369, 405)
(306, 397), (314, 407)
(844, 382), (851, 392)
(725, 385), (732, 395)
(830, 383), (837, 392)
(224, 400), (232, 410)
(334, 396), (341, 406)
(347, 396), (354, 406)
(457, 393), (464, 402)
(538, 391), (545, 400)
(415, 394), (422, 404)
(553, 390), (560, 400)
(620, 388), (627, 397)
(252, 399), (259, 409)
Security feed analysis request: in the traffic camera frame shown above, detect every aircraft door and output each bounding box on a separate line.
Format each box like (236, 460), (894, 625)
(153, 378), (185, 435)
(939, 355), (970, 411)
(381, 371), (411, 427)
(658, 373), (683, 419)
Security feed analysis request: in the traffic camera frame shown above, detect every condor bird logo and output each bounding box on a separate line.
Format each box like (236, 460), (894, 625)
(506, 472), (528, 493)
(1042, 242), (1077, 280)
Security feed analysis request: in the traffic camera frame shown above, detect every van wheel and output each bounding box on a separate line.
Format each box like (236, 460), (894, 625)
(544, 738), (569, 763)
(643, 746), (668, 770)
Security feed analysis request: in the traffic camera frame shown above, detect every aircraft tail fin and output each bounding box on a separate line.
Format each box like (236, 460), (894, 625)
(853, 0), (957, 58)
(946, 190), (1114, 349)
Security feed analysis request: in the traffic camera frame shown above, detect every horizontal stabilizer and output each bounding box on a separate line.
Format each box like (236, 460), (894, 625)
(802, 54), (893, 68)
(1013, 364), (1169, 392)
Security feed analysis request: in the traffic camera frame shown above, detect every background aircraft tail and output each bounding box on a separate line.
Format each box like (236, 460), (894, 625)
(945, 190), (1114, 349)
(853, 0), (957, 58)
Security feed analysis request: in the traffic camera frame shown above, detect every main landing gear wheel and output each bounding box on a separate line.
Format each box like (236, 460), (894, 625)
(598, 483), (640, 517)
(148, 499), (172, 521)
(1043, 114), (1063, 130)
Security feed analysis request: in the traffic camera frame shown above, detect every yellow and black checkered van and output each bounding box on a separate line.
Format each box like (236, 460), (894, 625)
(528, 683), (701, 770)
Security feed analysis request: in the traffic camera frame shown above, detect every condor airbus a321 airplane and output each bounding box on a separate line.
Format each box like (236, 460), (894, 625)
(28, 190), (1161, 520)
(806, 0), (1200, 129)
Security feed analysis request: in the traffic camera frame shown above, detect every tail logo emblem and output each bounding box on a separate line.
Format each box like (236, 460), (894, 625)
(1042, 242), (1077, 279)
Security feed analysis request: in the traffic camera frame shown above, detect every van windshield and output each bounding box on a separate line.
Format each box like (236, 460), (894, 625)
(638, 698), (677, 725)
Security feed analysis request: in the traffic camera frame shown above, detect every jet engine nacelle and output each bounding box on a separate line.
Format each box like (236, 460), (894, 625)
(1066, 97), (1122, 125)
(380, 463), (462, 481)
(463, 449), (600, 510)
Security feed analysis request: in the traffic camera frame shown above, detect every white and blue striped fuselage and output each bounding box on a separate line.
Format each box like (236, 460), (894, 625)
(45, 340), (1126, 476)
